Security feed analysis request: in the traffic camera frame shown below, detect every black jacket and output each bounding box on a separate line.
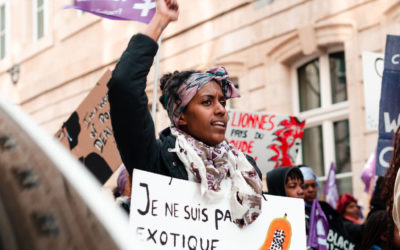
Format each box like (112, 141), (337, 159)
(107, 33), (260, 180)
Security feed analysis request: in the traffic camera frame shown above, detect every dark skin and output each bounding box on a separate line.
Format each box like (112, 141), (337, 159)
(302, 179), (317, 204)
(285, 177), (304, 198)
(145, 1), (229, 147)
(344, 201), (361, 220)
(178, 81), (228, 146)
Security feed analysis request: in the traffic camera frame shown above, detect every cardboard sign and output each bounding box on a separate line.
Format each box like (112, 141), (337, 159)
(130, 169), (306, 250)
(376, 35), (400, 176)
(362, 51), (384, 131)
(226, 109), (305, 175)
(55, 70), (121, 184)
(0, 93), (132, 250)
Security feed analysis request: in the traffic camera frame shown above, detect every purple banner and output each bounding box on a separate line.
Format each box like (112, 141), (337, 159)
(323, 162), (338, 209)
(361, 150), (376, 193)
(307, 199), (329, 250)
(66, 0), (156, 23)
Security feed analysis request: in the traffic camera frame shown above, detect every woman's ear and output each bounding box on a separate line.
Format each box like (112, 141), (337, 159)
(178, 114), (187, 127)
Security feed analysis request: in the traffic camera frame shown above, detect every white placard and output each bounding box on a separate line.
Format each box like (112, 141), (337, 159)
(130, 169), (306, 250)
(362, 51), (384, 131)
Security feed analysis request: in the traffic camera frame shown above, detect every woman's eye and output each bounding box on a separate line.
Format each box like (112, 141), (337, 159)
(202, 100), (212, 105)
(220, 100), (227, 107)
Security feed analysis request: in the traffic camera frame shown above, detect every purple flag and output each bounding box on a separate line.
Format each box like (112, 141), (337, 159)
(307, 199), (329, 250)
(323, 162), (338, 209)
(361, 150), (376, 193)
(66, 0), (156, 24)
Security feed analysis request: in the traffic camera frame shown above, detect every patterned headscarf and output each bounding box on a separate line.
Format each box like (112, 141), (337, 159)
(163, 66), (240, 127)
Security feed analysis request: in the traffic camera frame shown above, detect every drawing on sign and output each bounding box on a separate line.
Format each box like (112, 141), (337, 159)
(226, 110), (305, 175)
(260, 213), (292, 250)
(55, 71), (121, 184)
(130, 169), (307, 249)
(269, 117), (305, 169)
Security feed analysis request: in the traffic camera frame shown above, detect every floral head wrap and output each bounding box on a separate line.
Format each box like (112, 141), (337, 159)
(162, 66), (240, 127)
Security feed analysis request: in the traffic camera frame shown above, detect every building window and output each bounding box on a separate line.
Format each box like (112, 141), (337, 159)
(34, 0), (47, 40)
(298, 58), (320, 112)
(302, 125), (324, 177)
(0, 0), (8, 60)
(330, 52), (348, 104)
(293, 50), (352, 194)
(0, 3), (5, 59)
(255, 0), (277, 7)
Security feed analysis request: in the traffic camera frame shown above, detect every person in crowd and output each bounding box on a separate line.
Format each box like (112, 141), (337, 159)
(107, 0), (263, 227)
(337, 193), (362, 224)
(299, 165), (354, 250)
(266, 166), (304, 198)
(336, 193), (364, 246)
(358, 210), (400, 250)
(299, 165), (320, 205)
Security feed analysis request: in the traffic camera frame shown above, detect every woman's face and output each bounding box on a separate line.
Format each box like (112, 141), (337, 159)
(285, 177), (304, 199)
(179, 81), (228, 146)
(302, 179), (317, 204)
(344, 201), (360, 220)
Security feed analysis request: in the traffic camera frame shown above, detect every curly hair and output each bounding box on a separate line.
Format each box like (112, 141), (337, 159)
(382, 125), (400, 217)
(359, 210), (395, 250)
(158, 70), (199, 115)
(380, 125), (400, 249)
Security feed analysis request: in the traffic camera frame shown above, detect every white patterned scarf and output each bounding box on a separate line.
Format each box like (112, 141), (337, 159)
(169, 127), (263, 227)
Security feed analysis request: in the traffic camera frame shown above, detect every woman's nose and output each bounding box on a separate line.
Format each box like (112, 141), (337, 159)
(215, 102), (226, 115)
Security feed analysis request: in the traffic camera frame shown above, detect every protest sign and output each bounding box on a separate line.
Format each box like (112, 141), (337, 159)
(376, 35), (400, 176)
(55, 70), (121, 184)
(225, 109), (305, 175)
(130, 169), (306, 250)
(0, 93), (132, 250)
(66, 0), (156, 23)
(362, 51), (384, 131)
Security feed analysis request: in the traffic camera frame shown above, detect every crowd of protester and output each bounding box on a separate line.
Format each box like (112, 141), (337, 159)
(103, 0), (400, 249)
(260, 125), (400, 249)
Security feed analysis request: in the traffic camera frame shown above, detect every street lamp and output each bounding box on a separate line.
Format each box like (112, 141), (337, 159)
(7, 64), (20, 85)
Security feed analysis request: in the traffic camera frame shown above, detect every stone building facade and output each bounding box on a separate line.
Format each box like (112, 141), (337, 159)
(1, 0), (400, 210)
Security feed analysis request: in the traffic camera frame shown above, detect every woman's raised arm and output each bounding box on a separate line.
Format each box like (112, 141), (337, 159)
(107, 0), (179, 176)
(145, 0), (179, 42)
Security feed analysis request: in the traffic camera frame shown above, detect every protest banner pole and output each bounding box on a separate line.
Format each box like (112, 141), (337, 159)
(151, 35), (162, 121)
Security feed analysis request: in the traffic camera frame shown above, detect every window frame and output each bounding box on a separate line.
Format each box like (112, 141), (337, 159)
(0, 0), (9, 61)
(291, 46), (352, 186)
(33, 0), (48, 40)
